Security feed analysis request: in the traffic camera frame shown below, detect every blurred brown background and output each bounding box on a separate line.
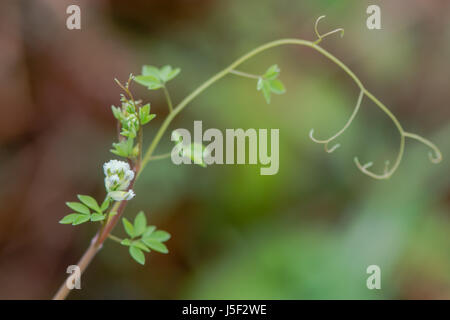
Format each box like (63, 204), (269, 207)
(0, 0), (449, 299)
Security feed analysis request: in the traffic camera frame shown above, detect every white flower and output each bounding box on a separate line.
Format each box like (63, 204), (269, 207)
(125, 189), (135, 200)
(103, 160), (135, 201)
(104, 175), (120, 191)
(108, 190), (135, 201)
(123, 169), (134, 182)
(103, 159), (132, 177)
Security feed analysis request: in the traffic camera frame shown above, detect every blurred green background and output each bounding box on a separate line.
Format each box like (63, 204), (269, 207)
(0, 0), (448, 299)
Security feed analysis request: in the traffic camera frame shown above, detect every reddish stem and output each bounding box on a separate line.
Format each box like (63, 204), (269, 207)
(52, 172), (137, 300)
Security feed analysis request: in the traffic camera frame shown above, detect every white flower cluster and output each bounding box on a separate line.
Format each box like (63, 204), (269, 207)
(103, 160), (135, 201)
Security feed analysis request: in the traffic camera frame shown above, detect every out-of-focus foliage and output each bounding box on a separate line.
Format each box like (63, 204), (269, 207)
(0, 0), (448, 299)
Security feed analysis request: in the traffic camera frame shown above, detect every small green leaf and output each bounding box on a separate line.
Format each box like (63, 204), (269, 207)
(111, 138), (134, 158)
(159, 65), (180, 83)
(142, 225), (156, 237)
(138, 65), (180, 85)
(264, 64), (280, 80)
(139, 103), (156, 125)
(90, 213), (105, 222)
(166, 68), (180, 82)
(66, 202), (90, 215)
(134, 75), (163, 90)
(261, 80), (271, 104)
(120, 128), (136, 139)
(139, 104), (150, 119)
(158, 65), (172, 82)
(134, 75), (159, 85)
(257, 77), (264, 91)
(72, 214), (91, 225)
(111, 143), (128, 157)
(141, 239), (168, 254)
(121, 239), (132, 246)
(77, 195), (101, 213)
(124, 101), (136, 114)
(142, 65), (160, 78)
(257, 77), (276, 103)
(145, 230), (171, 242)
(148, 82), (163, 90)
(134, 211), (147, 237)
(139, 104), (156, 125)
(111, 105), (122, 119)
(141, 113), (156, 125)
(269, 79), (286, 95)
(129, 246), (145, 265)
(59, 214), (79, 224)
(100, 198), (110, 212)
(132, 240), (150, 252)
(122, 217), (134, 238)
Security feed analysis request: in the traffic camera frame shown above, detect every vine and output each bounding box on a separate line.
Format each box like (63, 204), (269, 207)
(53, 16), (442, 299)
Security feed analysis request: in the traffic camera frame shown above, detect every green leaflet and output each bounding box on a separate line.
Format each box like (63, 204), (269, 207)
(256, 64), (286, 104)
(135, 65), (181, 90)
(129, 246), (145, 265)
(118, 212), (171, 265)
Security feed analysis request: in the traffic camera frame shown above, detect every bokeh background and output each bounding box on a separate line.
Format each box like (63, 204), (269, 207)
(0, 0), (449, 299)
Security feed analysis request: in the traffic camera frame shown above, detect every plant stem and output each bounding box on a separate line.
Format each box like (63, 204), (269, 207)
(96, 201), (119, 241)
(229, 69), (260, 79)
(403, 131), (442, 163)
(163, 85), (174, 113)
(148, 152), (172, 161)
(53, 235), (101, 300)
(140, 38), (407, 179)
(107, 234), (123, 243)
(52, 197), (132, 300)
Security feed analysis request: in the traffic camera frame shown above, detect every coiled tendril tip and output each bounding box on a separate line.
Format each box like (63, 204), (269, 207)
(429, 151), (442, 164)
(309, 90), (364, 156)
(309, 128), (324, 143)
(403, 131), (443, 165)
(325, 143), (340, 153)
(314, 15), (345, 44)
(309, 129), (340, 153)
